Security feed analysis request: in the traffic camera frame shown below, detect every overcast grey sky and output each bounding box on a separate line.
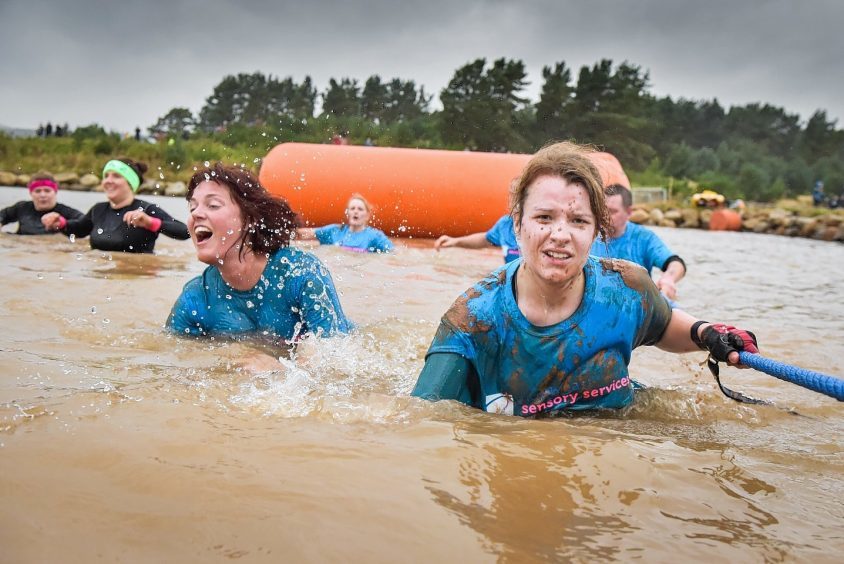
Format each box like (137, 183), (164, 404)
(1, 0), (841, 134)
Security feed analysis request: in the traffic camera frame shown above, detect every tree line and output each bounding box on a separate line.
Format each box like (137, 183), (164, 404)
(125, 58), (844, 201)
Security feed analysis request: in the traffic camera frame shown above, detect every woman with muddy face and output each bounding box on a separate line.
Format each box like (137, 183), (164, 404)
(412, 141), (759, 417)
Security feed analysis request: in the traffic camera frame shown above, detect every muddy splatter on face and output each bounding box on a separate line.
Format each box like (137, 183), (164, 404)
(516, 175), (597, 288)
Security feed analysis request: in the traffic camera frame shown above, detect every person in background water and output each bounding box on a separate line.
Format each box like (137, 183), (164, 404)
(1, 173), (83, 235)
(434, 214), (521, 263)
(412, 141), (758, 417)
(297, 193), (393, 253)
(167, 163), (352, 342)
(41, 158), (189, 253)
(589, 184), (686, 301)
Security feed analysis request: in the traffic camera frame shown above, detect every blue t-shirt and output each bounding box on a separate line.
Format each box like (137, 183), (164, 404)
(485, 215), (521, 263)
(315, 224), (394, 253)
(589, 222), (673, 274)
(167, 247), (352, 341)
(420, 257), (672, 416)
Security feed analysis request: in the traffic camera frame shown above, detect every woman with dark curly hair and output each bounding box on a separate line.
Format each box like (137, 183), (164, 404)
(167, 163), (352, 342)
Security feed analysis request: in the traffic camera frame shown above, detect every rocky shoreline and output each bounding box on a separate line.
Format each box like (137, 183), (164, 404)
(3, 170), (842, 242)
(628, 201), (844, 242)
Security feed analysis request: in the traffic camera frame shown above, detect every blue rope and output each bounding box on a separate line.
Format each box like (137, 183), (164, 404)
(738, 351), (844, 401)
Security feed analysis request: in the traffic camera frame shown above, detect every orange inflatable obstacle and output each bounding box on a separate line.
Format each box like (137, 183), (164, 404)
(259, 143), (630, 237)
(708, 209), (743, 231)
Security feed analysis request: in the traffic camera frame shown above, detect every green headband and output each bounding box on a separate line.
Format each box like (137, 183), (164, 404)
(102, 160), (141, 192)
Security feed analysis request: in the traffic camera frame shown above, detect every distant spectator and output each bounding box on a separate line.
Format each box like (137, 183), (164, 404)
(55, 125), (63, 137)
(44, 122), (53, 137)
(812, 181), (825, 206)
(36, 124), (44, 137)
(135, 127), (141, 141)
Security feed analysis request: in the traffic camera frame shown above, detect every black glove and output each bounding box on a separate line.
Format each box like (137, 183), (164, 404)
(692, 322), (759, 362)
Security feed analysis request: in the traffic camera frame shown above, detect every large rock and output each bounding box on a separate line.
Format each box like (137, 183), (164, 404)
(795, 217), (818, 238)
(699, 209), (713, 228)
(0, 171), (17, 186)
(822, 215), (842, 227)
(165, 181), (187, 197)
(649, 208), (665, 224)
(680, 208), (700, 228)
(79, 173), (100, 188)
(54, 172), (80, 186)
(819, 226), (839, 241)
(137, 179), (161, 195)
(664, 209), (683, 222)
(629, 208), (650, 224)
(16, 174), (31, 187)
(766, 209), (791, 228)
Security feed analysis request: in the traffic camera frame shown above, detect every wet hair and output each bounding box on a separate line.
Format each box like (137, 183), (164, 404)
(346, 193), (372, 214)
(115, 157), (148, 185)
(605, 183), (633, 208)
(509, 141), (610, 241)
(187, 163), (298, 259)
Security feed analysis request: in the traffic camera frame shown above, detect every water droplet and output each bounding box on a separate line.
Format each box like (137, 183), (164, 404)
(204, 161), (210, 167)
(90, 306), (97, 314)
(246, 300), (254, 309)
(102, 318), (110, 324)
(69, 234), (76, 243)
(36, 273), (44, 280)
(97, 228), (104, 234)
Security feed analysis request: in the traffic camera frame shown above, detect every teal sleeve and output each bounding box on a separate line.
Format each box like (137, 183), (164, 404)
(166, 281), (207, 336)
(314, 225), (335, 245)
(373, 230), (394, 252)
(412, 352), (478, 406)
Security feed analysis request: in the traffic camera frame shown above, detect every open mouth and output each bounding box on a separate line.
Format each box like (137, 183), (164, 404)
(194, 226), (213, 243)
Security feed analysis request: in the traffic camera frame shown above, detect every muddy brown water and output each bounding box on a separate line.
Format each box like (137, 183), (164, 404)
(1, 187), (842, 562)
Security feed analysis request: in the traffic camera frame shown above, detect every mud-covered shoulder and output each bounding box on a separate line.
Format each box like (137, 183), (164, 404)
(441, 267), (507, 334)
(598, 257), (652, 293)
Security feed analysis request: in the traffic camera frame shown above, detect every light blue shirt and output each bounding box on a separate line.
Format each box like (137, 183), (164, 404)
(315, 224), (393, 253)
(485, 215), (521, 263)
(590, 222), (674, 274)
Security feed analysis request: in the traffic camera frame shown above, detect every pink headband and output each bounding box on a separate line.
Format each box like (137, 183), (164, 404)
(28, 179), (58, 192)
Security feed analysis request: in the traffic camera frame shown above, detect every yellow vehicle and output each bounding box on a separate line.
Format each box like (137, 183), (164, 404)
(691, 189), (725, 207)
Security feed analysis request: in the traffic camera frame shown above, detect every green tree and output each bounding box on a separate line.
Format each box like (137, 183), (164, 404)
(535, 62), (574, 140)
(439, 58), (529, 151)
(149, 107), (195, 137)
(800, 110), (839, 162)
(198, 72), (316, 131)
(322, 78), (361, 117)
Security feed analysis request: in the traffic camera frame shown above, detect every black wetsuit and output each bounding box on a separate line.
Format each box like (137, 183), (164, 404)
(0, 201), (84, 235)
(62, 199), (190, 253)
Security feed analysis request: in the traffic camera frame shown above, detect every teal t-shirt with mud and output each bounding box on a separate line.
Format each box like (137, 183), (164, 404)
(424, 257), (672, 415)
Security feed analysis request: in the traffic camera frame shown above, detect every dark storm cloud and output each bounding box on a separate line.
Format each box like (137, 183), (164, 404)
(2, 0), (842, 133)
